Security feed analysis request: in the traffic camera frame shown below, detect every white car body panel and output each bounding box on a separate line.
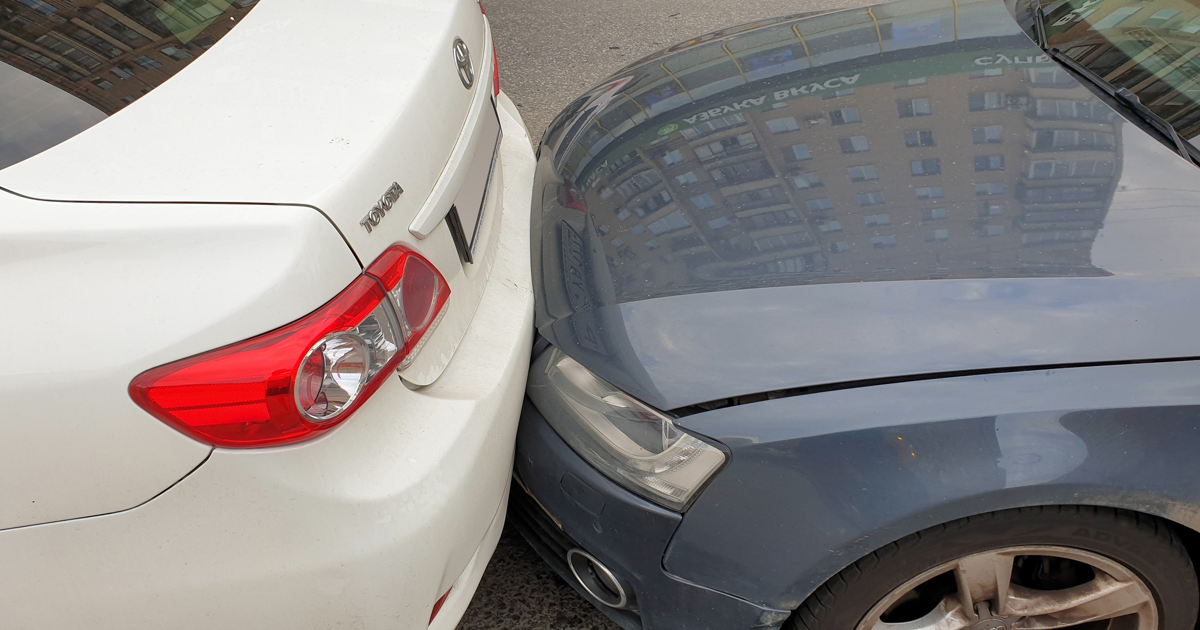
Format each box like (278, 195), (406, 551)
(0, 96), (535, 627)
(0, 0), (502, 386)
(0, 196), (360, 530)
(0, 0), (538, 623)
(0, 0), (482, 215)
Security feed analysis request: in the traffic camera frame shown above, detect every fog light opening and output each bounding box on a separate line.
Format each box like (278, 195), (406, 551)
(567, 548), (628, 609)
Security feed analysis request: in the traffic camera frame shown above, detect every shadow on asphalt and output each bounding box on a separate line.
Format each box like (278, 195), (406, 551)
(458, 525), (619, 630)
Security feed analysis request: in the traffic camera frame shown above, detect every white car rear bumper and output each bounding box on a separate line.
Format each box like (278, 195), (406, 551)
(0, 93), (535, 630)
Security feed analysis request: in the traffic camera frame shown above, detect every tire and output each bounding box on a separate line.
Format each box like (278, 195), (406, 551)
(787, 506), (1199, 630)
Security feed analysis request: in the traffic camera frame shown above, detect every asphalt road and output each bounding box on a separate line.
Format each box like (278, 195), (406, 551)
(457, 1), (870, 628)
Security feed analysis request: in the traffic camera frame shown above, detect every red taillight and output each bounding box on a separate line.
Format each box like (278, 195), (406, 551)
(479, 1), (500, 96)
(491, 40), (500, 96)
(130, 245), (449, 448)
(366, 246), (450, 361)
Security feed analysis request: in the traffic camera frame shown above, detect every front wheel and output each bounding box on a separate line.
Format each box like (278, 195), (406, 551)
(788, 506), (1199, 630)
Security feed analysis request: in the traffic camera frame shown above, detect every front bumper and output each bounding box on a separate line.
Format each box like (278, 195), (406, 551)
(0, 93), (536, 630)
(511, 399), (790, 630)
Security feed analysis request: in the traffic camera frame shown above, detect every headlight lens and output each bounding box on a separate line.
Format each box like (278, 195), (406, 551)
(528, 347), (726, 511)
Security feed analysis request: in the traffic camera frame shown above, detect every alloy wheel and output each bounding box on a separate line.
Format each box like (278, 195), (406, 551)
(855, 546), (1157, 630)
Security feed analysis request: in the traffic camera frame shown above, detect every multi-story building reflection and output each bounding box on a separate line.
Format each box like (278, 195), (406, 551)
(0, 0), (257, 115)
(1042, 0), (1200, 140)
(550, 0), (1123, 301)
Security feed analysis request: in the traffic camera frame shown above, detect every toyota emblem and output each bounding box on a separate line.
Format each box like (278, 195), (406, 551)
(452, 38), (474, 89)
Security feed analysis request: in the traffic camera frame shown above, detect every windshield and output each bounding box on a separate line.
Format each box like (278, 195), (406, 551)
(0, 0), (258, 171)
(1034, 0), (1200, 147)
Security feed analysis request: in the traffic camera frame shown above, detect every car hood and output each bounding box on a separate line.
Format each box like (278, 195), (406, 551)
(530, 0), (1200, 410)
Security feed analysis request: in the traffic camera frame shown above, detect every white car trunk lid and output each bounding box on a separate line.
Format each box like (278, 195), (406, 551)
(0, 0), (504, 384)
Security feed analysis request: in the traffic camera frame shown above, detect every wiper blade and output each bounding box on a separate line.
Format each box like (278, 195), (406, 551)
(1046, 45), (1194, 160)
(1032, 6), (1196, 164)
(1113, 86), (1196, 161)
(1033, 4), (1049, 49)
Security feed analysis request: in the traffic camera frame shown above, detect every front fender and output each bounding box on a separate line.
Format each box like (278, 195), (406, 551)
(664, 360), (1200, 609)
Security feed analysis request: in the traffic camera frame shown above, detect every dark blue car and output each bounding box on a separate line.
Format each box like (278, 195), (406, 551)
(514, 0), (1200, 628)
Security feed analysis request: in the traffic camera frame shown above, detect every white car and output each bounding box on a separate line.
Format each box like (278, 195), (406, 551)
(0, 1), (534, 628)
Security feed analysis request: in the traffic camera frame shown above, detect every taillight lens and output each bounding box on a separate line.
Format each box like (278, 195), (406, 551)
(479, 1), (500, 96)
(491, 40), (500, 96)
(365, 246), (450, 364)
(129, 245), (449, 448)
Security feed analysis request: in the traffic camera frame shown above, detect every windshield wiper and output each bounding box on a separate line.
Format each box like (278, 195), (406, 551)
(1032, 6), (1197, 165)
(1051, 47), (1195, 161)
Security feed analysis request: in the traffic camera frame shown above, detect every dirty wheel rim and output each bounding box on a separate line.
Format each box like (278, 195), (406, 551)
(854, 545), (1158, 630)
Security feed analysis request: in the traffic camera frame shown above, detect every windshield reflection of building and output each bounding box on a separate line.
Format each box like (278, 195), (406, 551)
(557, 0), (1122, 301)
(0, 0), (258, 116)
(1042, 0), (1200, 141)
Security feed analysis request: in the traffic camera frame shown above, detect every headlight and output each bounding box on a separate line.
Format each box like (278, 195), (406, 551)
(528, 347), (726, 511)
